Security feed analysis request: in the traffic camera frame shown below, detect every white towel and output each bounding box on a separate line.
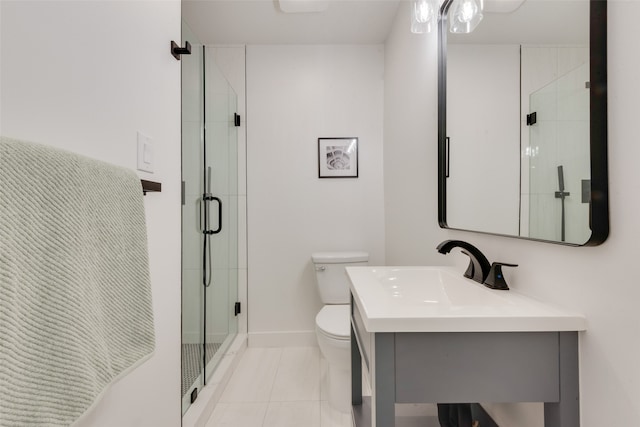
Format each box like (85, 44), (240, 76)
(0, 137), (155, 426)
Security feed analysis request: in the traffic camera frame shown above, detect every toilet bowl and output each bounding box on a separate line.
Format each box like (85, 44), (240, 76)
(312, 251), (368, 413)
(316, 305), (351, 412)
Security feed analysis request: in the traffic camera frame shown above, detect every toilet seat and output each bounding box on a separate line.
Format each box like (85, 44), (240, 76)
(315, 305), (350, 341)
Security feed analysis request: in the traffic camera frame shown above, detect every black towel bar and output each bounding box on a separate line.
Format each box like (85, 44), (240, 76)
(141, 180), (161, 195)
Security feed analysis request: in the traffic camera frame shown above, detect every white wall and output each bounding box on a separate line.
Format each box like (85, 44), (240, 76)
(384, 1), (450, 266)
(0, 0), (2, 137)
(246, 45), (385, 346)
(1, 2), (181, 426)
(384, 1), (640, 426)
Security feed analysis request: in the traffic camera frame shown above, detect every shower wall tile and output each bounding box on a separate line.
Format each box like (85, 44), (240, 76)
(566, 202), (591, 244)
(182, 196), (201, 270)
(208, 50), (247, 307)
(182, 268), (203, 344)
(527, 194), (544, 240)
(530, 80), (558, 123)
(206, 55), (233, 117)
(237, 132), (247, 197)
(207, 268), (230, 339)
(521, 46), (556, 232)
(520, 141), (531, 236)
(530, 160), (558, 198)
(557, 63), (589, 122)
(521, 47), (557, 215)
(199, 46), (248, 349)
(238, 196), (247, 269)
(557, 121), (589, 170)
(186, 48), (244, 358)
(521, 47), (557, 100)
(228, 127), (239, 196)
(210, 195), (230, 268)
(523, 46), (590, 243)
(557, 121), (590, 244)
(182, 121), (204, 196)
(529, 193), (561, 241)
(227, 268), (239, 335)
(182, 45), (203, 124)
(227, 195), (239, 269)
(208, 46), (247, 200)
(207, 92), (232, 125)
(528, 121), (558, 194)
(206, 121), (230, 195)
(557, 47), (588, 78)
(237, 268), (248, 334)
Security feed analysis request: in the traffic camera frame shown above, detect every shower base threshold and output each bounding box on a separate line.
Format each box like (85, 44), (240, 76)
(182, 334), (247, 427)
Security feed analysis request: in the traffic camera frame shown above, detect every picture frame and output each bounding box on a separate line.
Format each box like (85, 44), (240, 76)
(318, 137), (359, 178)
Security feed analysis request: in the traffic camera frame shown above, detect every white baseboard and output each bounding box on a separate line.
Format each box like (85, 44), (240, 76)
(248, 331), (318, 348)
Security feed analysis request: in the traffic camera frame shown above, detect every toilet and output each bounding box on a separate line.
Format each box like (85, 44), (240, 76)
(312, 251), (369, 413)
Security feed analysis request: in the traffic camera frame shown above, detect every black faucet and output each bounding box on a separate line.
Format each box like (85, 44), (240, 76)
(436, 240), (492, 284)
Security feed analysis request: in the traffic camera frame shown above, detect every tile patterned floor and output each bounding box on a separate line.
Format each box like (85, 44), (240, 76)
(205, 346), (440, 427)
(205, 347), (351, 427)
(182, 343), (222, 397)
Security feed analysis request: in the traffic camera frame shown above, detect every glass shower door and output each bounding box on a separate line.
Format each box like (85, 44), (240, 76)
(202, 47), (239, 381)
(181, 22), (204, 415)
(181, 32), (239, 416)
(527, 62), (590, 244)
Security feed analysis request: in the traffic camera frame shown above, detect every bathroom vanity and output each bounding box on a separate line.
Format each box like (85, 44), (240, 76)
(347, 266), (586, 427)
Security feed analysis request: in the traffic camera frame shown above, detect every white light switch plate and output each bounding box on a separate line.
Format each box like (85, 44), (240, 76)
(137, 132), (154, 173)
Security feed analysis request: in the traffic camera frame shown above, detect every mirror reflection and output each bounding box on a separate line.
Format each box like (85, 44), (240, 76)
(441, 0), (598, 245)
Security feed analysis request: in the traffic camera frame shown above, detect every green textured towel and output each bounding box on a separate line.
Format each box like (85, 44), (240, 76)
(0, 137), (155, 426)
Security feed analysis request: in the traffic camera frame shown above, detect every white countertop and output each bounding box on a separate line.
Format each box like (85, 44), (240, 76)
(347, 266), (586, 333)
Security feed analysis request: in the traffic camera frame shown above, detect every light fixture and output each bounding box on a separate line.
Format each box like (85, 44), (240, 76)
(410, 0), (438, 34)
(449, 0), (484, 33)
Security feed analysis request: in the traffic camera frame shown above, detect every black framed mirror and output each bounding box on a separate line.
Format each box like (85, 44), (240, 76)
(438, 0), (608, 246)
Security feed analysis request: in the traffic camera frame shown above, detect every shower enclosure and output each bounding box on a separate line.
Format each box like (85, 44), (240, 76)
(181, 23), (240, 415)
(526, 60), (590, 244)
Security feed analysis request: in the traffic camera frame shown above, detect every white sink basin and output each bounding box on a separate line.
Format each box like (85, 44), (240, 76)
(346, 266), (586, 333)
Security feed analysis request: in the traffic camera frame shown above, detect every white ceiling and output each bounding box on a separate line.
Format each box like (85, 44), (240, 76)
(182, 0), (403, 45)
(183, 0), (590, 48)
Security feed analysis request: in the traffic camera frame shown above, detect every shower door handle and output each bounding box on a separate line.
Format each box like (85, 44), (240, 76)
(207, 196), (222, 235)
(199, 195), (222, 234)
(200, 166), (221, 235)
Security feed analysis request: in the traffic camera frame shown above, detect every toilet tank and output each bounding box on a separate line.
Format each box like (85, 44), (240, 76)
(312, 251), (369, 304)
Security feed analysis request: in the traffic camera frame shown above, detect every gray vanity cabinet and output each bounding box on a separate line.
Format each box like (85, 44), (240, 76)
(350, 295), (581, 427)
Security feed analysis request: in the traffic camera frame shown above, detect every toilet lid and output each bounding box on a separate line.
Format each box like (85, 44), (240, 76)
(316, 305), (350, 339)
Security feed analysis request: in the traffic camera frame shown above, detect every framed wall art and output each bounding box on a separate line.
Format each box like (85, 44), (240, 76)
(318, 137), (358, 178)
